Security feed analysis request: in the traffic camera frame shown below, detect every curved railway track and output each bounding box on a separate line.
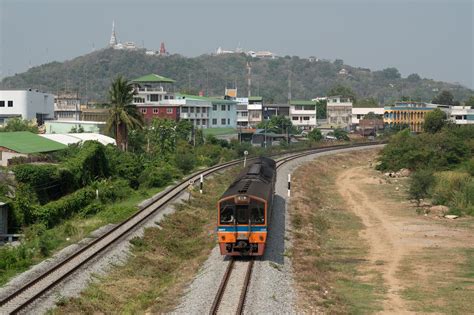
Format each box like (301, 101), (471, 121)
(0, 142), (383, 314)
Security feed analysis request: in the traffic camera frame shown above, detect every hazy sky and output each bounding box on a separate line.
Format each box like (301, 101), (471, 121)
(1, 0), (473, 88)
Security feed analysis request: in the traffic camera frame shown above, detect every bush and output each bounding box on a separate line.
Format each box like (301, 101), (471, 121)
(33, 187), (96, 227)
(409, 169), (434, 205)
(431, 171), (471, 207)
(105, 145), (143, 189)
(92, 179), (133, 203)
(66, 141), (110, 186)
(140, 164), (179, 188)
(176, 153), (196, 174)
(308, 128), (323, 142)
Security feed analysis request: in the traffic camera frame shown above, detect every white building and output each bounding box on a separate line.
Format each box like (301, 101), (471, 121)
(235, 97), (249, 127)
(351, 107), (384, 125)
(289, 100), (317, 130)
(448, 106), (474, 125)
(327, 96), (353, 127)
(54, 91), (82, 121)
(0, 89), (54, 125)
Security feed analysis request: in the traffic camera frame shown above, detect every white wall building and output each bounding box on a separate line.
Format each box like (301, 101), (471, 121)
(0, 89), (54, 125)
(235, 97), (249, 127)
(351, 107), (384, 125)
(327, 96), (352, 127)
(54, 92), (82, 121)
(289, 100), (317, 130)
(448, 106), (474, 125)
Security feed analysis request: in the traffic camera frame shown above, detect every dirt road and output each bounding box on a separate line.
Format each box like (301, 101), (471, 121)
(336, 166), (473, 314)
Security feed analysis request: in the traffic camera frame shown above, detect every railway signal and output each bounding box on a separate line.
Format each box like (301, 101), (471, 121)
(243, 150), (248, 167)
(288, 173), (291, 197)
(200, 174), (203, 194)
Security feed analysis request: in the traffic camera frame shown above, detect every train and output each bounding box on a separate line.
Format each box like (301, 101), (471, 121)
(217, 157), (276, 256)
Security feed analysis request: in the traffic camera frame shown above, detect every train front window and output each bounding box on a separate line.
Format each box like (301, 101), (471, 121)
(250, 200), (265, 224)
(236, 205), (250, 224)
(220, 204), (234, 224)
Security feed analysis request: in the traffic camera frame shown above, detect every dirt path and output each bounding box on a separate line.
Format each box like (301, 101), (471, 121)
(336, 166), (472, 314)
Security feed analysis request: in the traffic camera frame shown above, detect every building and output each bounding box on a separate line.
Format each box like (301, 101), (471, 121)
(351, 107), (384, 125)
(247, 51), (276, 59)
(248, 96), (263, 127)
(383, 102), (436, 132)
(45, 120), (107, 134)
(289, 100), (317, 130)
(177, 94), (237, 128)
(131, 73), (178, 122)
(39, 133), (116, 146)
(251, 129), (288, 147)
(0, 131), (67, 166)
(0, 202), (7, 235)
(235, 97), (249, 127)
(448, 106), (474, 125)
(358, 119), (384, 136)
(327, 96), (353, 128)
(0, 89), (54, 125)
(81, 108), (109, 122)
(54, 91), (82, 121)
(262, 104), (290, 119)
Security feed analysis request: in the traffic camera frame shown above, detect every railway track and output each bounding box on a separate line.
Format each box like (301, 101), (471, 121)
(0, 142), (383, 314)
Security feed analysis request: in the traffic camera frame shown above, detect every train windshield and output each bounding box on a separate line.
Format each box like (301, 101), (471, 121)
(220, 203), (235, 224)
(219, 199), (265, 225)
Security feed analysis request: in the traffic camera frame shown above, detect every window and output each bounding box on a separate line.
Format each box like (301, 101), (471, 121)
(153, 108), (159, 114)
(141, 108), (147, 114)
(295, 105), (302, 110)
(212, 118), (217, 125)
(150, 94), (160, 102)
(227, 105), (230, 111)
(292, 116), (298, 121)
(0, 101), (4, 107)
(167, 108), (173, 114)
(213, 104), (217, 111)
(133, 97), (144, 103)
(221, 118), (226, 125)
(303, 116), (310, 121)
(251, 112), (260, 118)
(182, 107), (188, 113)
(242, 112), (248, 117)
(202, 108), (206, 113)
(196, 107), (200, 113)
(221, 105), (226, 111)
(228, 119), (230, 125)
(7, 101), (13, 107)
(190, 107), (194, 113)
(220, 202), (235, 224)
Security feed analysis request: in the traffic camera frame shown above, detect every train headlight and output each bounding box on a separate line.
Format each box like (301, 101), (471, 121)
(259, 236), (264, 241)
(221, 235), (226, 241)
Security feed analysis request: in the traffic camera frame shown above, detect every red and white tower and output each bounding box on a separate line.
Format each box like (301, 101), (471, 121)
(159, 42), (167, 55)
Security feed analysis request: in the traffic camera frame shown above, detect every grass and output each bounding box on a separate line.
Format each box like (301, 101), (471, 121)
(51, 167), (239, 314)
(398, 247), (474, 314)
(290, 150), (385, 314)
(0, 186), (163, 286)
(202, 127), (236, 136)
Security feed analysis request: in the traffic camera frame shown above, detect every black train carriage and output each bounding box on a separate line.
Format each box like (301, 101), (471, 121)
(217, 157), (276, 256)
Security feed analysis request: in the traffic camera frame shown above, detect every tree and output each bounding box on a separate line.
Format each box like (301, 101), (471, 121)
(380, 67), (401, 80)
(333, 59), (344, 68)
(106, 76), (144, 151)
(148, 118), (177, 156)
(316, 100), (327, 119)
(432, 90), (455, 105)
(176, 120), (193, 141)
(423, 108), (447, 133)
(409, 169), (434, 206)
(0, 118), (38, 133)
(330, 128), (349, 140)
(464, 96), (474, 109)
(407, 73), (421, 82)
(257, 115), (293, 134)
(364, 112), (382, 120)
(308, 128), (323, 142)
(327, 85), (357, 104)
(355, 98), (378, 108)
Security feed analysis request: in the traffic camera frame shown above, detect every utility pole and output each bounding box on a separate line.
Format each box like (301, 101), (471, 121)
(288, 69), (292, 103)
(247, 62), (252, 98)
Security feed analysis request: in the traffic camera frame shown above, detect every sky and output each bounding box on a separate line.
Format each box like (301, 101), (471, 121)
(1, 0), (473, 88)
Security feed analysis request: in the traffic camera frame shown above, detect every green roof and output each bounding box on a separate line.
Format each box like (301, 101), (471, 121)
(132, 73), (175, 83)
(175, 94), (237, 105)
(290, 100), (317, 105)
(0, 132), (67, 154)
(248, 96), (263, 101)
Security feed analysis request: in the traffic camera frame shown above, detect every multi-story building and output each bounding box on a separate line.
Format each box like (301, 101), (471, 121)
(351, 107), (384, 125)
(0, 89), (54, 125)
(289, 100), (317, 130)
(235, 97), (249, 127)
(209, 98), (237, 128)
(448, 106), (474, 125)
(327, 96), (352, 127)
(383, 102), (436, 132)
(248, 96), (263, 127)
(262, 104), (290, 120)
(54, 91), (82, 121)
(131, 73), (178, 122)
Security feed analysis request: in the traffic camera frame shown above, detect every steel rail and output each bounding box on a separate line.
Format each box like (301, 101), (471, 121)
(0, 141), (384, 314)
(209, 259), (235, 315)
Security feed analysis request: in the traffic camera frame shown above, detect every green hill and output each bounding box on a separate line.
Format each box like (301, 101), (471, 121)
(1, 48), (472, 104)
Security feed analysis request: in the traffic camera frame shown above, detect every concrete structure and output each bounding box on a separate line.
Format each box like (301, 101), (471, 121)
(383, 102), (436, 133)
(235, 97), (249, 127)
(448, 106), (474, 125)
(289, 100), (317, 130)
(45, 120), (107, 134)
(0, 202), (7, 235)
(81, 108), (108, 122)
(0, 89), (54, 125)
(351, 107), (384, 125)
(262, 104), (290, 119)
(327, 96), (352, 128)
(248, 97), (263, 127)
(177, 95), (237, 128)
(54, 91), (82, 121)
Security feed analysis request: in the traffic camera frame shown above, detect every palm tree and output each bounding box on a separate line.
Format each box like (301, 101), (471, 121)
(106, 76), (144, 150)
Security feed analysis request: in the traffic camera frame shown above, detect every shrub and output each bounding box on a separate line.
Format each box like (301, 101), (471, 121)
(431, 171), (470, 205)
(175, 153), (196, 174)
(66, 141), (110, 186)
(140, 164), (179, 188)
(409, 169), (434, 205)
(92, 179), (133, 203)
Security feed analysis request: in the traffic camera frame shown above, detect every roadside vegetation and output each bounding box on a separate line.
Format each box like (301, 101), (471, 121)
(377, 110), (474, 216)
(51, 167), (239, 314)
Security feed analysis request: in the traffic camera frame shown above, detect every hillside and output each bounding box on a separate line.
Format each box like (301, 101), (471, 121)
(1, 48), (472, 104)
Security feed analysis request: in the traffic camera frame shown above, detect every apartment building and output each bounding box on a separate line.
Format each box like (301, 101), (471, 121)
(351, 107), (384, 125)
(289, 100), (317, 130)
(383, 102), (436, 132)
(248, 96), (263, 127)
(54, 91), (82, 121)
(327, 96), (352, 127)
(0, 89), (54, 125)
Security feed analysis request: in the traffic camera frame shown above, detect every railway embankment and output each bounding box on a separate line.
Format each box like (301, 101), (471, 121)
(290, 149), (474, 313)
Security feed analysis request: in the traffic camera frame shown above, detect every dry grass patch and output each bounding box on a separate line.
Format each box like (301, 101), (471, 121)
(290, 150), (385, 314)
(51, 168), (239, 314)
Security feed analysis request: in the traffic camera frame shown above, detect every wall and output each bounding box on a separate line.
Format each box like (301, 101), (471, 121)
(209, 102), (237, 128)
(0, 90), (54, 122)
(45, 121), (106, 134)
